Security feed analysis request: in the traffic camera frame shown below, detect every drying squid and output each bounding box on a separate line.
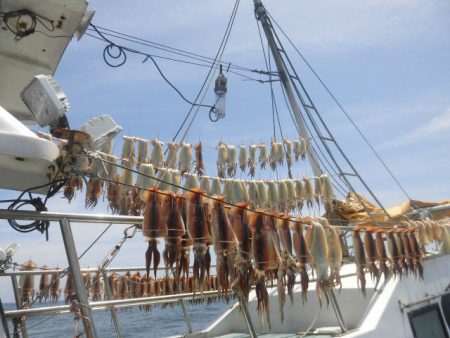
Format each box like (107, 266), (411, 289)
(276, 142), (284, 166)
(303, 177), (315, 209)
(256, 181), (268, 208)
(105, 155), (120, 213)
(211, 177), (222, 196)
(232, 179), (245, 203)
(258, 143), (268, 169)
(295, 180), (305, 212)
(36, 265), (50, 303)
(248, 211), (271, 330)
(248, 181), (258, 207)
(199, 176), (211, 194)
(278, 181), (288, 212)
(178, 143), (193, 175)
(142, 188), (168, 278)
(217, 143), (228, 178)
(162, 192), (186, 280)
(223, 179), (234, 203)
(320, 174), (334, 212)
(91, 271), (102, 301)
(386, 230), (402, 278)
(309, 221), (330, 306)
(19, 260), (36, 308)
(156, 168), (172, 192)
(230, 203), (252, 302)
(284, 139), (293, 173)
(407, 228), (424, 279)
(108, 274), (119, 300)
(269, 140), (278, 171)
(64, 272), (75, 304)
(375, 230), (390, 282)
(291, 220), (310, 303)
(130, 272), (143, 299)
(194, 142), (205, 176)
(241, 181), (249, 202)
(300, 137), (308, 160)
(136, 163), (156, 197)
(137, 138), (149, 165)
(64, 153), (88, 202)
(118, 159), (138, 215)
(85, 155), (105, 209)
(248, 144), (257, 177)
(314, 177), (322, 206)
(238, 145), (247, 172)
(121, 136), (136, 166)
(49, 269), (61, 303)
(170, 170), (181, 194)
(276, 214), (296, 305)
(226, 145), (237, 177)
(186, 189), (211, 291)
(165, 142), (178, 169)
(439, 225), (450, 254)
(285, 180), (296, 212)
(150, 139), (164, 169)
(293, 140), (301, 161)
(177, 195), (192, 280)
(210, 196), (238, 298)
(267, 181), (279, 210)
(327, 226), (343, 290)
(352, 228), (367, 296)
(184, 173), (199, 190)
(395, 230), (409, 275)
(364, 229), (380, 284)
(400, 228), (415, 276)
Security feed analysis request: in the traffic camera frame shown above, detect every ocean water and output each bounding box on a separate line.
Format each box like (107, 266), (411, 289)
(2, 300), (231, 337)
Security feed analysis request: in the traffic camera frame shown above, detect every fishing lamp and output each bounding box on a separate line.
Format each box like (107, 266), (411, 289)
(0, 243), (20, 272)
(20, 75), (70, 128)
(214, 64), (228, 119)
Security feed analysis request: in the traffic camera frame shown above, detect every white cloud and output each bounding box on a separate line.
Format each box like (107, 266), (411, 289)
(379, 107), (450, 147)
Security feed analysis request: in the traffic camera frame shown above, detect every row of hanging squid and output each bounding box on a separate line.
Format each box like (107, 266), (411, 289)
(63, 144), (334, 215)
(16, 263), (228, 309)
(140, 186), (450, 329)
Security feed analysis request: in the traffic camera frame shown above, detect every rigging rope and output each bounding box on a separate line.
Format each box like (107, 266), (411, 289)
(266, 10), (411, 201)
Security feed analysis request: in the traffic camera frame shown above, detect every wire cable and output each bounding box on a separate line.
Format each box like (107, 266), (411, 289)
(266, 10), (411, 201)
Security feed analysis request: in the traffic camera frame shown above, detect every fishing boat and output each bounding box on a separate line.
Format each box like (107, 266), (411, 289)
(0, 1), (449, 338)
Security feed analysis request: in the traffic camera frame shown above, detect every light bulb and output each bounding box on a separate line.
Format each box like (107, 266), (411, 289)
(215, 93), (226, 119)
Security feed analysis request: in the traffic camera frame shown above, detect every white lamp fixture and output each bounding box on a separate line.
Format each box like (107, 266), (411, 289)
(80, 115), (122, 151)
(75, 10), (95, 41)
(20, 75), (69, 127)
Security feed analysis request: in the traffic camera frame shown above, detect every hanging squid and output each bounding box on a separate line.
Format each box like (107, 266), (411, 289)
(238, 145), (247, 172)
(162, 192), (186, 280)
(278, 181), (288, 212)
(407, 228), (424, 279)
(49, 268), (61, 303)
(314, 177), (322, 206)
(85, 155), (105, 209)
(320, 174), (334, 212)
(375, 230), (391, 282)
(142, 188), (168, 278)
(194, 142), (205, 176)
(211, 177), (222, 196)
(364, 229), (380, 283)
(285, 180), (296, 213)
(230, 203), (252, 303)
(267, 181), (279, 210)
(269, 140), (278, 171)
(150, 139), (164, 170)
(295, 180), (305, 212)
(105, 155), (120, 214)
(18, 260), (36, 308)
(303, 177), (315, 210)
(276, 214), (296, 305)
(258, 143), (268, 169)
(170, 170), (182, 194)
(284, 139), (293, 177)
(248, 211), (271, 331)
(137, 138), (149, 165)
(226, 144), (237, 177)
(386, 230), (402, 278)
(248, 181), (258, 208)
(186, 189), (212, 291)
(118, 159), (138, 215)
(177, 195), (192, 280)
(210, 196), (238, 298)
(36, 265), (50, 303)
(309, 221), (330, 306)
(121, 136), (136, 167)
(217, 143), (228, 178)
(165, 142), (178, 169)
(199, 176), (211, 195)
(248, 144), (257, 177)
(352, 228), (367, 296)
(256, 181), (268, 208)
(178, 143), (193, 175)
(64, 154), (88, 202)
(327, 225), (343, 290)
(300, 137), (308, 160)
(291, 220), (310, 303)
(293, 139), (301, 162)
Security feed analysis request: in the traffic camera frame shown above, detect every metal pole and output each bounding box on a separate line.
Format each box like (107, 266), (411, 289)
(239, 300), (257, 338)
(253, 0), (322, 177)
(0, 298), (11, 338)
(101, 270), (122, 338)
(179, 299), (193, 333)
(59, 218), (98, 338)
(328, 289), (347, 332)
(10, 276), (28, 338)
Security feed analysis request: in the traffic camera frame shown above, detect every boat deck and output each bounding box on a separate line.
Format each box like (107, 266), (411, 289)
(215, 334), (332, 338)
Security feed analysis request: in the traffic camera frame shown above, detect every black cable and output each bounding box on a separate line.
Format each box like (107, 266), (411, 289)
(266, 10), (411, 201)
(89, 24), (215, 110)
(1, 9), (55, 41)
(0, 179), (66, 239)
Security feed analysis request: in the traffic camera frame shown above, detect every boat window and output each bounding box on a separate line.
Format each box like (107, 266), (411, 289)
(408, 303), (449, 338)
(442, 292), (450, 329)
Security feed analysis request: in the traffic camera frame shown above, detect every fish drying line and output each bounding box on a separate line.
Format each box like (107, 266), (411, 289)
(86, 151), (416, 231)
(266, 10), (412, 202)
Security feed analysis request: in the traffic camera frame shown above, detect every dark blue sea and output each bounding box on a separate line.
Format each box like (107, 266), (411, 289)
(2, 300), (231, 337)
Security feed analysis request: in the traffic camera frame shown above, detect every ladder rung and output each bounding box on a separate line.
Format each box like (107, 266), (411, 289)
(320, 136), (334, 142)
(304, 104), (315, 110)
(340, 172), (358, 177)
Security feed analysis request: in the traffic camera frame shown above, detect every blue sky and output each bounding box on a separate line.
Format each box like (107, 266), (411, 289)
(1, 0), (449, 301)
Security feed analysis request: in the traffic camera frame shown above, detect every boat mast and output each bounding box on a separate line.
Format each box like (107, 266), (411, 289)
(253, 0), (322, 177)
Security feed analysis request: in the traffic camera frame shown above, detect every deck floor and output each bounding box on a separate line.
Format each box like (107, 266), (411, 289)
(216, 333), (332, 338)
